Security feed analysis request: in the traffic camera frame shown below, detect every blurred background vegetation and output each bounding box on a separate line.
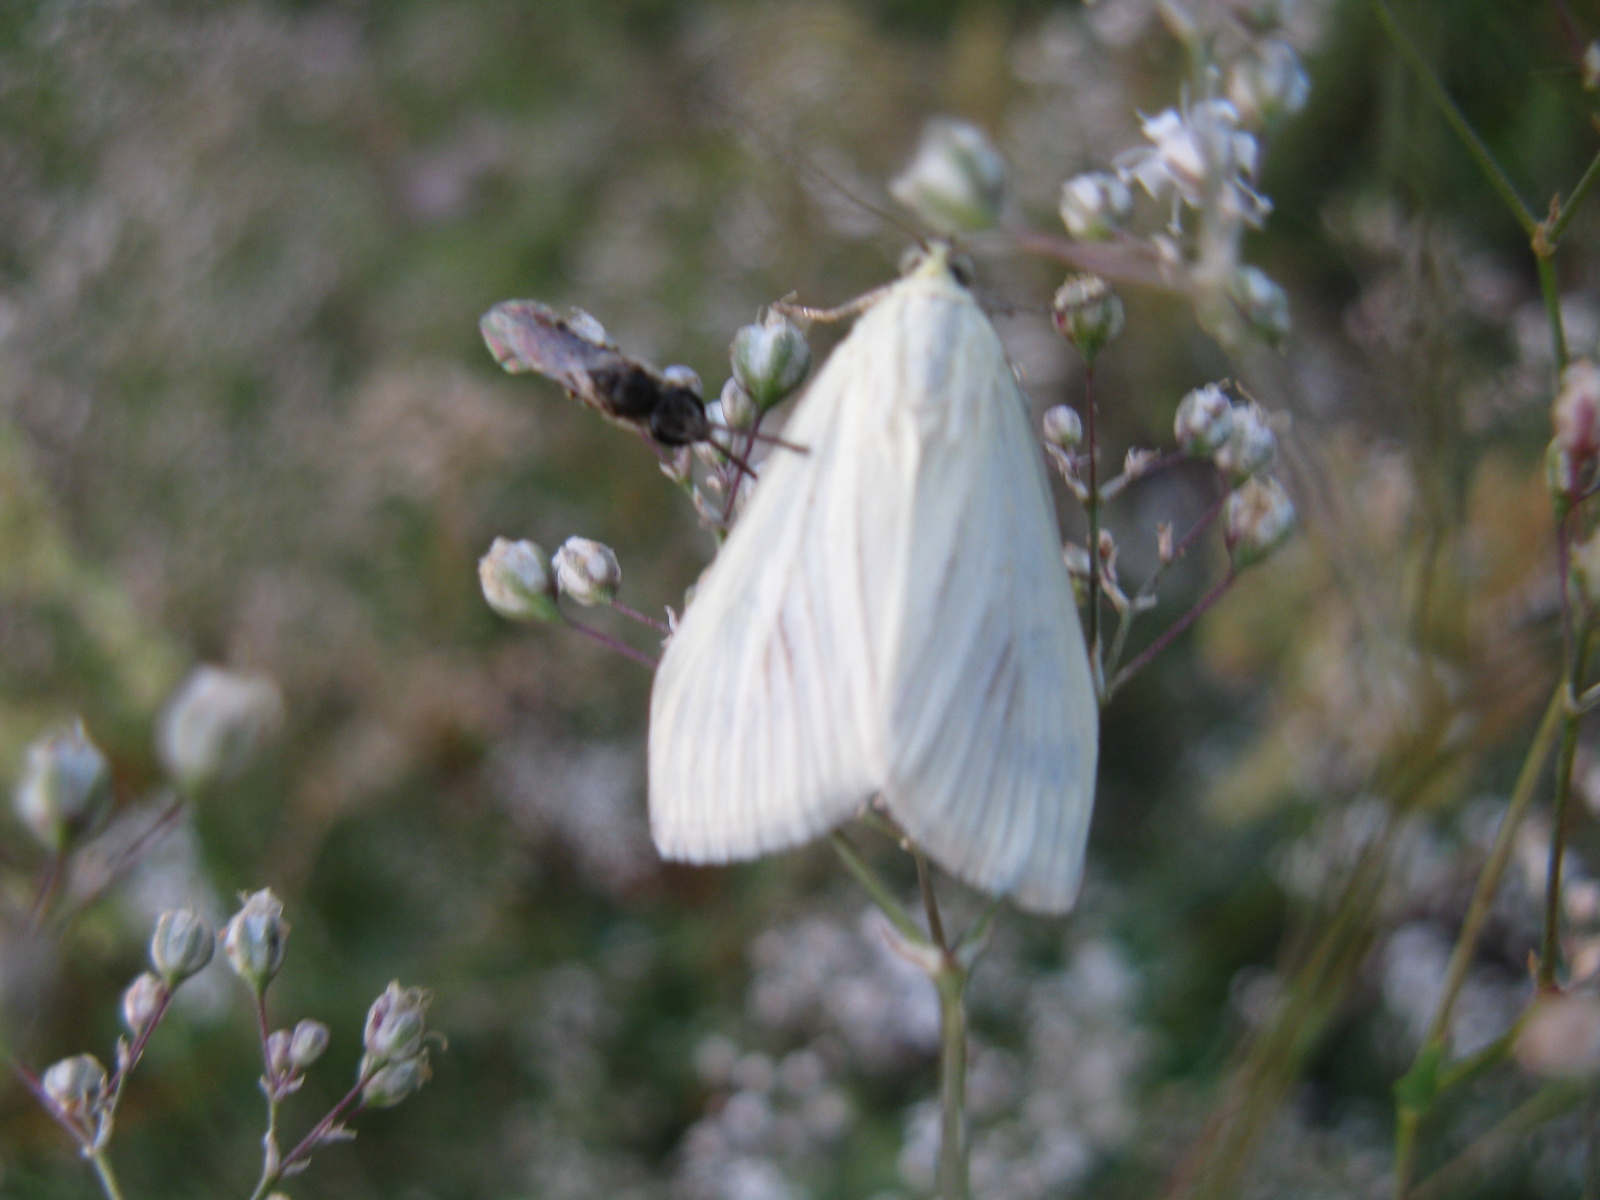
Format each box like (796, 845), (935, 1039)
(2, 0), (1600, 1197)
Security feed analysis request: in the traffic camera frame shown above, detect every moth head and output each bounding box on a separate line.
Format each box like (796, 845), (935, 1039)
(649, 387), (710, 447)
(897, 239), (975, 289)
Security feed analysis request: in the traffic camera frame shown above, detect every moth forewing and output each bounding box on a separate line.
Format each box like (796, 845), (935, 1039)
(877, 279), (1097, 914)
(647, 251), (1099, 914)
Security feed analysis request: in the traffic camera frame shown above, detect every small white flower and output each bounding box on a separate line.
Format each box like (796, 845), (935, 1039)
(1227, 39), (1310, 127)
(1117, 99), (1268, 226)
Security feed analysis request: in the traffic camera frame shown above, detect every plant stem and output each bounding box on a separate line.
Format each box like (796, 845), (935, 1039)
(1369, 0), (1538, 236)
(1407, 1082), (1584, 1200)
(1106, 569), (1237, 697)
(90, 1150), (126, 1200)
(607, 600), (670, 635)
(1084, 362), (1105, 699)
(1540, 629), (1592, 992)
(562, 615), (659, 669)
(914, 850), (969, 1200)
(829, 832), (927, 947)
(1539, 255), (1570, 372)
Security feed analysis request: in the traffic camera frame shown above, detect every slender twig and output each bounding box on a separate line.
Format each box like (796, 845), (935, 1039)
(1547, 144), (1600, 250)
(1106, 569), (1237, 697)
(561, 615), (659, 669)
(1084, 363), (1105, 698)
(913, 849), (969, 1200)
(608, 600), (670, 635)
(1407, 1082), (1585, 1200)
(1540, 256), (1571, 372)
(828, 832), (926, 947)
(1107, 485), (1229, 676)
(27, 852), (62, 930)
(1369, 0), (1539, 236)
(1541, 633), (1592, 991)
(89, 1151), (126, 1200)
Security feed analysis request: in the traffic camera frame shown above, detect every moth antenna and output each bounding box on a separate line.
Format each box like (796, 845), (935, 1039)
(774, 285), (892, 326)
(706, 422), (810, 455)
(682, 72), (928, 250)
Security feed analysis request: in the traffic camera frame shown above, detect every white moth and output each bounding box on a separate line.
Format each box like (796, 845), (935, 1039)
(648, 247), (1099, 914)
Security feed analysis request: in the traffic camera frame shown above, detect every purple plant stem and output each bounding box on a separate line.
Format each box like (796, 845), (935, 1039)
(563, 616), (659, 669)
(1108, 569), (1238, 696)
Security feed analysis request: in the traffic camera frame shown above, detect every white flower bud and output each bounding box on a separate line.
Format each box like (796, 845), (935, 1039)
(1554, 359), (1600, 462)
(1052, 274), (1125, 359)
(121, 972), (166, 1039)
(1041, 405), (1083, 450)
(553, 537), (621, 606)
(661, 364), (702, 395)
(659, 446), (693, 487)
(1226, 39), (1310, 127)
(289, 1018), (330, 1070)
(42, 1054), (107, 1131)
(266, 1028), (294, 1080)
(889, 117), (1007, 235)
(363, 981), (430, 1067)
(478, 538), (558, 622)
(157, 667), (283, 795)
(1586, 42), (1600, 91)
(150, 906), (214, 986)
(1231, 266), (1290, 347)
(1058, 171), (1132, 241)
(1174, 383), (1235, 456)
(221, 889), (289, 995)
(1516, 991), (1600, 1078)
(15, 720), (111, 851)
(719, 377), (758, 431)
(1214, 402), (1276, 483)
(730, 311), (811, 411)
(362, 1053), (430, 1108)
(1225, 475), (1296, 566)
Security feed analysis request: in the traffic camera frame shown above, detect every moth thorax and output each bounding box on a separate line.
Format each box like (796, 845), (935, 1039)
(591, 360), (663, 420)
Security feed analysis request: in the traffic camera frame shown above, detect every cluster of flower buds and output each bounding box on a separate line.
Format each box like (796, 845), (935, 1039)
(41, 1054), (108, 1147)
(1172, 382), (1296, 566)
(479, 537), (559, 622)
(222, 889), (290, 996)
(14, 719), (111, 852)
(1053, 274), (1125, 360)
(158, 666), (283, 795)
(889, 117), (1007, 235)
(1224, 476), (1297, 567)
(264, 1017), (331, 1100)
(360, 982), (436, 1108)
(1549, 359), (1600, 509)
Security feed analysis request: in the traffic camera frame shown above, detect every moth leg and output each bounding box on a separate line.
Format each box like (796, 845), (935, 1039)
(774, 284), (891, 326)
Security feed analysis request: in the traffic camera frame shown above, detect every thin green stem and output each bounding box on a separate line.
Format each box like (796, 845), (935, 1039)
(89, 1150), (125, 1200)
(828, 832), (926, 947)
(912, 849), (968, 1200)
(1392, 1108), (1421, 1200)
(1369, 0), (1539, 236)
(1106, 569), (1237, 698)
(1539, 256), (1570, 373)
(1548, 144), (1600, 249)
(1540, 632), (1592, 991)
(247, 1094), (282, 1200)
(1407, 1082), (1585, 1200)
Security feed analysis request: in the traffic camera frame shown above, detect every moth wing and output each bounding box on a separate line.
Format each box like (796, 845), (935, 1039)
(648, 308), (907, 862)
(878, 283), (1098, 914)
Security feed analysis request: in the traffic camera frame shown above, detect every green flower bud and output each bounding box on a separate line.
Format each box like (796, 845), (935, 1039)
(150, 906), (215, 987)
(730, 311), (811, 411)
(14, 720), (111, 852)
(121, 972), (167, 1039)
(553, 537), (621, 607)
(478, 538), (559, 622)
(265, 1029), (294, 1081)
(719, 377), (759, 431)
(157, 667), (283, 794)
(1041, 405), (1083, 450)
(1226, 39), (1309, 127)
(1174, 383), (1235, 457)
(889, 117), (1007, 235)
(1225, 475), (1296, 567)
(221, 889), (289, 995)
(1052, 274), (1125, 360)
(362, 1053), (431, 1109)
(362, 981), (430, 1067)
